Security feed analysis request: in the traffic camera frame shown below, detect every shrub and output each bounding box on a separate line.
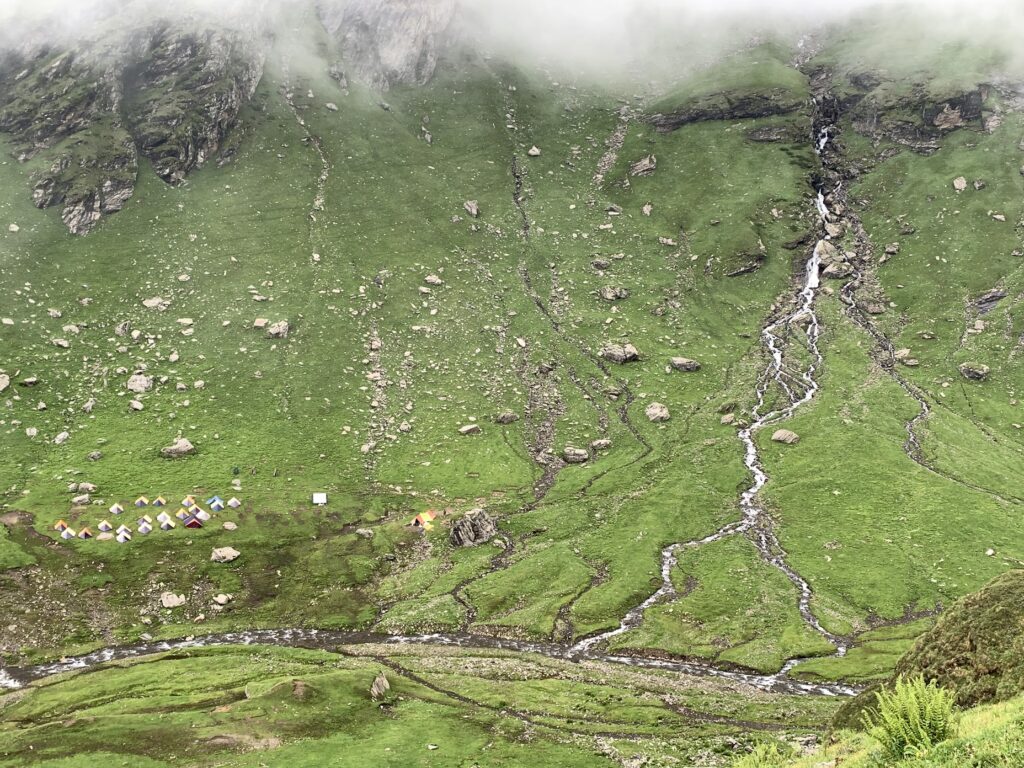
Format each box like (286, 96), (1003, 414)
(861, 675), (957, 760)
(731, 742), (792, 767)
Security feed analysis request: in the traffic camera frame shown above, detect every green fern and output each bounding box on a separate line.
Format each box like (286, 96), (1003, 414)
(731, 742), (792, 767)
(861, 675), (957, 760)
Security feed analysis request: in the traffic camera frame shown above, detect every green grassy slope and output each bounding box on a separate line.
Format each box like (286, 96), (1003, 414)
(0, 4), (1023, 705)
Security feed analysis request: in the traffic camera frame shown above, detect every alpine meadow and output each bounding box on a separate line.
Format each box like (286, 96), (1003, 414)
(1, 1), (1023, 766)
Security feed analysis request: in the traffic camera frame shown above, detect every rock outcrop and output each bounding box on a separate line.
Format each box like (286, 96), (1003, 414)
(449, 508), (497, 547)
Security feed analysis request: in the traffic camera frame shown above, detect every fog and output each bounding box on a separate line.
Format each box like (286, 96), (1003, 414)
(0, 0), (1020, 81)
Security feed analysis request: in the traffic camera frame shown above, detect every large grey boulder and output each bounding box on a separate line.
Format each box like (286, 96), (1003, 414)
(959, 362), (990, 381)
(160, 437), (195, 458)
(771, 429), (800, 444)
(669, 357), (700, 372)
(449, 509), (498, 548)
(645, 402), (671, 422)
(210, 546), (241, 563)
(600, 343), (640, 364)
(563, 446), (589, 464)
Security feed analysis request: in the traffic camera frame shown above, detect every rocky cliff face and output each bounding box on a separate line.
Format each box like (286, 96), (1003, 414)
(0, 22), (265, 235)
(318, 0), (456, 91)
(126, 25), (265, 184)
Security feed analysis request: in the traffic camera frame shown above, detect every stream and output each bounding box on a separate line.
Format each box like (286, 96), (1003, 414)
(0, 627), (859, 696)
(570, 115), (847, 677)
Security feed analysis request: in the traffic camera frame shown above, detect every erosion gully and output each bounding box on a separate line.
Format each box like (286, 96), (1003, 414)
(0, 87), (864, 701)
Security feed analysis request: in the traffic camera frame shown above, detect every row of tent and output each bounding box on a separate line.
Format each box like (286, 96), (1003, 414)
(108, 495), (241, 514)
(55, 495), (241, 544)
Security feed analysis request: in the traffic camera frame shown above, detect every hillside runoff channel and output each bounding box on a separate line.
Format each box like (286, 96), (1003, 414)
(571, 113), (846, 675)
(0, 116), (857, 702)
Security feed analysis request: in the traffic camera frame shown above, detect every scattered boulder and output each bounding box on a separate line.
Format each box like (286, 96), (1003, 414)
(771, 429), (800, 444)
(563, 446), (589, 464)
(590, 438), (612, 450)
(600, 343), (639, 364)
(424, 274), (444, 286)
(355, 528), (374, 539)
(598, 286), (629, 301)
(449, 508), (498, 547)
(129, 399), (144, 411)
(253, 318), (269, 329)
(267, 320), (290, 339)
(630, 154), (657, 177)
(222, 521), (238, 531)
(458, 423), (481, 435)
(669, 357), (700, 372)
(959, 362), (990, 381)
(212, 593), (234, 606)
(370, 671), (391, 700)
(0, 374), (8, 393)
(71, 493), (90, 506)
(527, 145), (541, 157)
(210, 547), (241, 563)
(642, 202), (653, 216)
(160, 437), (196, 458)
(494, 411), (519, 425)
(53, 431), (70, 445)
(161, 592), (186, 609)
(127, 374), (153, 394)
(645, 402), (671, 422)
(953, 176), (968, 192)
(463, 200), (480, 218)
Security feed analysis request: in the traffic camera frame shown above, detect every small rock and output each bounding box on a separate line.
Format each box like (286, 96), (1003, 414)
(953, 176), (968, 192)
(355, 528), (374, 539)
(458, 423), (481, 435)
(212, 593), (234, 605)
(71, 493), (90, 505)
(54, 431), (70, 445)
(527, 145), (541, 157)
(463, 200), (480, 218)
(494, 411), (519, 425)
(222, 521), (238, 531)
(590, 438), (612, 450)
(130, 399), (144, 411)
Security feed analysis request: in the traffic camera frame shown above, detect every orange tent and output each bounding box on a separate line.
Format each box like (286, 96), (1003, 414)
(412, 510), (437, 530)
